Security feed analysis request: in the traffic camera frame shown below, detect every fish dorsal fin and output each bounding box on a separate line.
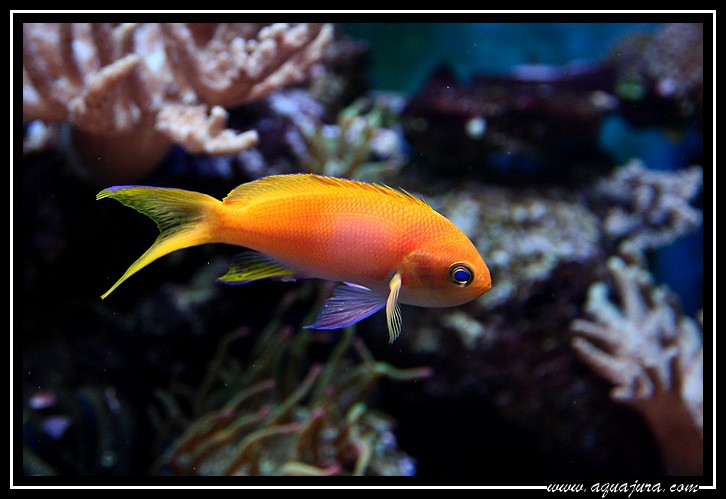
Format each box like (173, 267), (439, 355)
(223, 173), (430, 209)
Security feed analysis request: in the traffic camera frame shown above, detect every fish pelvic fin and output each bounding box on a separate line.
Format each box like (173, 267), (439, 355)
(304, 275), (403, 344)
(304, 283), (385, 331)
(386, 273), (403, 344)
(96, 186), (221, 299)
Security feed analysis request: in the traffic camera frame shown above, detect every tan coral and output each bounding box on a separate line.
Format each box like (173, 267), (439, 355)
(160, 23), (333, 107)
(23, 23), (154, 132)
(22, 23), (334, 184)
(156, 104), (259, 155)
(571, 256), (703, 475)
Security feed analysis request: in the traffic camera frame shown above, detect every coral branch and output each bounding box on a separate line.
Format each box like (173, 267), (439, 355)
(67, 54), (146, 135)
(593, 159), (702, 261)
(155, 104), (259, 155)
(160, 23), (333, 107)
(23, 23), (334, 183)
(571, 256), (703, 475)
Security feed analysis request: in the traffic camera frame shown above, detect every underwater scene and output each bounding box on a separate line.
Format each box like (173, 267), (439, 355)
(18, 20), (708, 484)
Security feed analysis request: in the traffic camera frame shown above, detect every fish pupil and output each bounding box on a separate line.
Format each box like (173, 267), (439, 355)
(448, 263), (473, 287)
(454, 269), (469, 281)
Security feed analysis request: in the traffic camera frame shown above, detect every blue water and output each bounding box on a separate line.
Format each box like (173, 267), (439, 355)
(339, 23), (660, 93)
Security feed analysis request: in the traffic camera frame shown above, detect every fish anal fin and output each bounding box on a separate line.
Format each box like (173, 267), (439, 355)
(217, 251), (297, 284)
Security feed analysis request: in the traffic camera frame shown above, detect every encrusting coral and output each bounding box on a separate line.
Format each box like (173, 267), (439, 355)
(571, 256), (703, 475)
(607, 23), (703, 128)
(23, 23), (333, 184)
(422, 159), (703, 310)
(429, 183), (602, 310)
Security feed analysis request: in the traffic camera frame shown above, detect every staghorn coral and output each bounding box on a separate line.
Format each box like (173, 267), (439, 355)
(571, 256), (703, 475)
(22, 22), (333, 184)
(150, 298), (429, 476)
(591, 159), (703, 263)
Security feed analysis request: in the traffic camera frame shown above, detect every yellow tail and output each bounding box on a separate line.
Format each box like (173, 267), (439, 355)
(96, 186), (221, 299)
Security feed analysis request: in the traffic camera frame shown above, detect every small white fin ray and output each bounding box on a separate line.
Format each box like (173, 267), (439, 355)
(386, 273), (403, 343)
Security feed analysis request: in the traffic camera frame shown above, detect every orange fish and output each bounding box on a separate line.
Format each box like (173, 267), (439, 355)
(97, 174), (492, 342)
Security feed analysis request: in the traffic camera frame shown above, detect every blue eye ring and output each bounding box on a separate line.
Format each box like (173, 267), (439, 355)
(448, 262), (473, 287)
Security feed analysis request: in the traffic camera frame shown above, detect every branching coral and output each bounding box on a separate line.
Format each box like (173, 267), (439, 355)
(22, 23), (333, 184)
(571, 256), (703, 475)
(150, 298), (429, 476)
(155, 104), (258, 156)
(294, 96), (407, 181)
(160, 23), (333, 108)
(592, 159), (703, 263)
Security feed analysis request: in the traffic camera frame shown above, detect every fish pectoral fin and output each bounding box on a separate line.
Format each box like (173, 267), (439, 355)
(216, 251), (297, 284)
(386, 272), (403, 344)
(305, 282), (386, 331)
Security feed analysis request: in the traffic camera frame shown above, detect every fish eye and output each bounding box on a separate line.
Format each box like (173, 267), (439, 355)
(448, 262), (473, 287)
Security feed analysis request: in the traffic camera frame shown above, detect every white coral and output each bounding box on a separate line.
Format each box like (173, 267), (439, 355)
(594, 159), (702, 261)
(571, 256), (703, 475)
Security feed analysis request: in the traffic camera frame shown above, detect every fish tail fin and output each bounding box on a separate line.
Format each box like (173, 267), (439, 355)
(96, 186), (221, 299)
